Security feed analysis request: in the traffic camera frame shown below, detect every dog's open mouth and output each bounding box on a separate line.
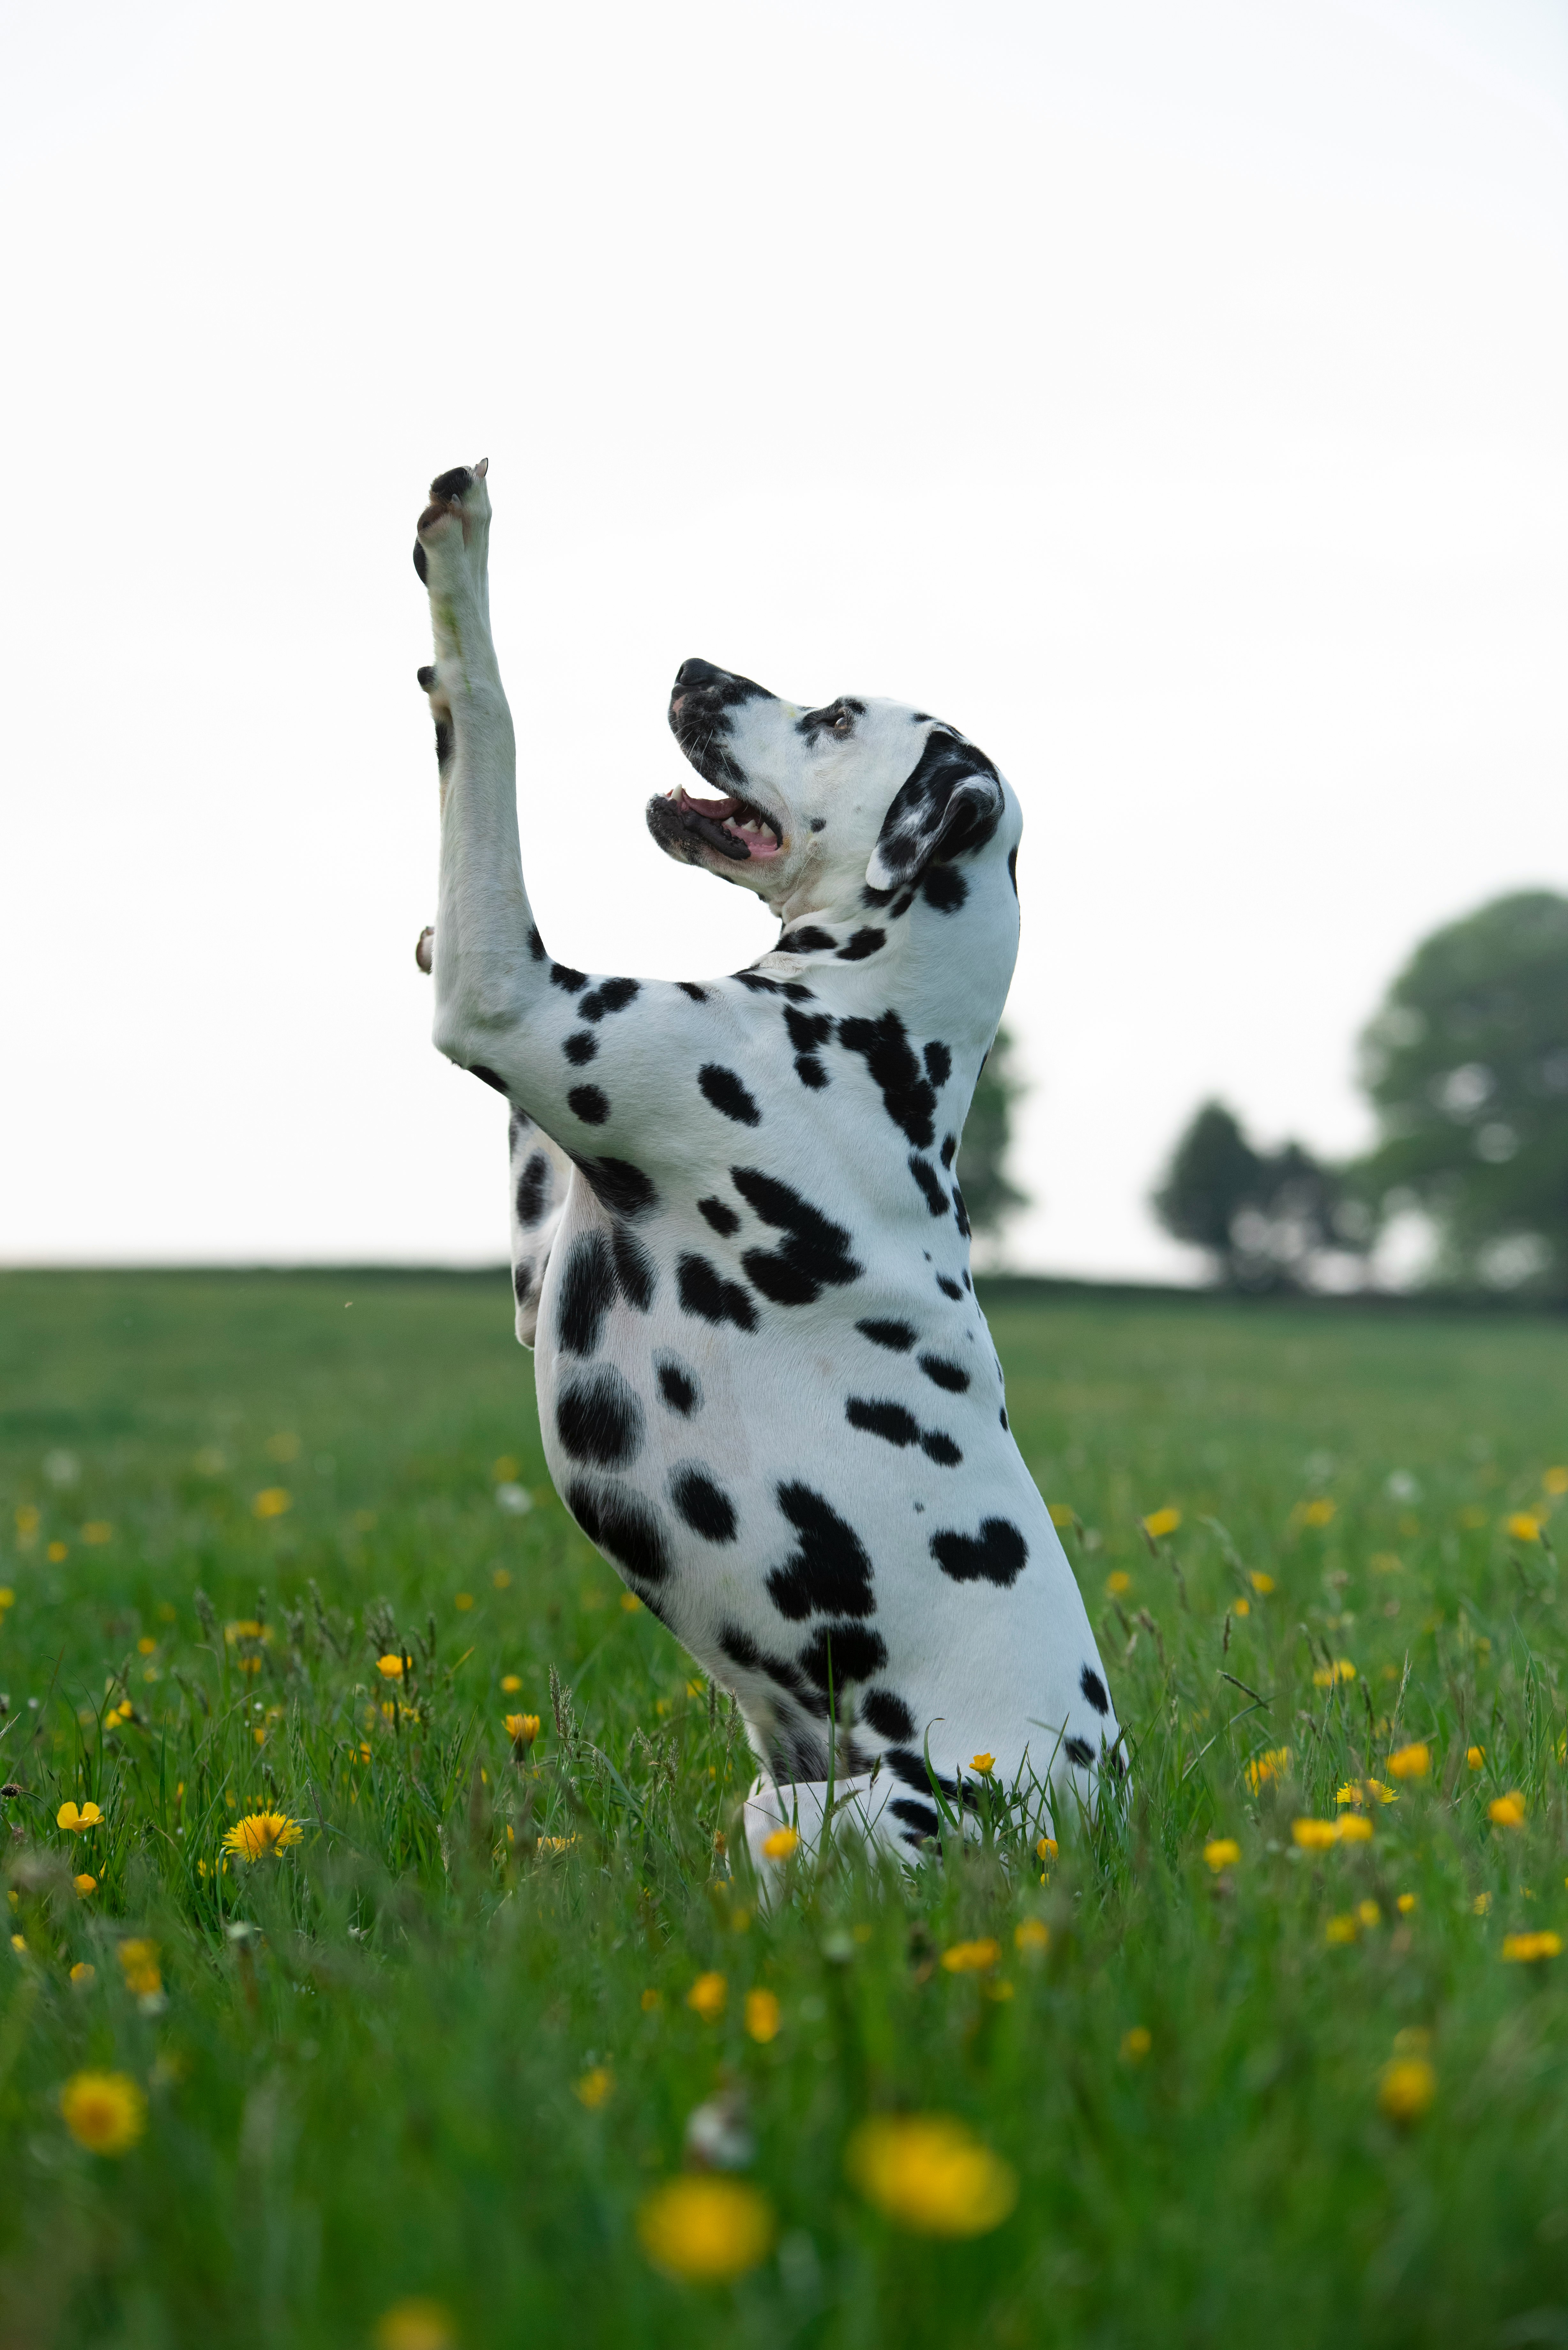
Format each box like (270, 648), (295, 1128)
(666, 785), (782, 862)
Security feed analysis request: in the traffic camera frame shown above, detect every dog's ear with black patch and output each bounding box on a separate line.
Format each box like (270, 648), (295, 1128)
(866, 729), (1003, 893)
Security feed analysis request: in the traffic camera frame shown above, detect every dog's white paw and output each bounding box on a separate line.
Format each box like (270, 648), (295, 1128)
(415, 925), (434, 974)
(411, 458), (490, 594)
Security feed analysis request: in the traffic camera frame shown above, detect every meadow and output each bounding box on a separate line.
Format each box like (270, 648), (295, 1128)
(3, 1270), (1568, 2348)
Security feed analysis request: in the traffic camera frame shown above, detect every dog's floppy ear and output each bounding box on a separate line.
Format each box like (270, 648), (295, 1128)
(866, 728), (1003, 894)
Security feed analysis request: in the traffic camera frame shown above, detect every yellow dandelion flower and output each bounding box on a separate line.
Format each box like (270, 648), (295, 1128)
(376, 1653), (404, 1679)
(1014, 1920), (1050, 1959)
(73, 1874), (97, 1896)
(1120, 2026), (1152, 2063)
(1249, 1571), (1276, 1594)
(70, 1960), (94, 1984)
(1467, 1744), (1485, 1770)
(574, 2066), (614, 2108)
(454, 1592), (474, 1612)
(116, 1939), (161, 1997)
(1037, 1835), (1058, 1864)
(60, 2070), (146, 2155)
(1302, 1498), (1336, 1528)
(1378, 2056), (1435, 2123)
(252, 1488), (291, 1520)
(846, 2113), (1017, 2236)
(1338, 1814), (1374, 1843)
(1489, 1792), (1527, 1829)
(1387, 1743), (1429, 1781)
(1312, 1658), (1357, 1688)
(1502, 1931), (1563, 1963)
(1233, 1597), (1250, 1616)
(1335, 1783), (1365, 1808)
(1545, 1467), (1568, 1497)
(1508, 1514), (1542, 1543)
(1325, 1913), (1359, 1944)
(1105, 1570), (1131, 1596)
(1358, 1900), (1381, 1928)
(686, 1971), (727, 2022)
(760, 1826), (800, 1863)
(56, 1801), (103, 1833)
(1142, 1507), (1181, 1540)
(940, 1938), (1001, 1974)
(504, 1712), (540, 1751)
(500, 1674), (522, 1694)
(1245, 1747), (1291, 1793)
(637, 2174), (775, 2282)
(47, 1540), (68, 1563)
(1292, 1818), (1341, 1851)
(620, 1591), (642, 1611)
(971, 1753), (995, 1776)
(373, 2300), (457, 2350)
(1203, 1838), (1240, 1872)
(1473, 1892), (1493, 1915)
(222, 1810), (304, 1861)
(1397, 1893), (1418, 1914)
(745, 1987), (782, 2043)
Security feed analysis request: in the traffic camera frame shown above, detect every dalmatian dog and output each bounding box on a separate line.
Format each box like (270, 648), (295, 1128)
(412, 461), (1120, 1877)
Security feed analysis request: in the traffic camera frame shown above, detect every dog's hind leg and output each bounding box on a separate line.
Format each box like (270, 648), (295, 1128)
(508, 1111), (573, 1346)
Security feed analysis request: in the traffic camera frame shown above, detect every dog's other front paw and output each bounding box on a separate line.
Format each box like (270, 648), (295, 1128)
(412, 457), (490, 588)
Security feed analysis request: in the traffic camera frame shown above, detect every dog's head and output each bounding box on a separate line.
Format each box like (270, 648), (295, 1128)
(647, 658), (1006, 923)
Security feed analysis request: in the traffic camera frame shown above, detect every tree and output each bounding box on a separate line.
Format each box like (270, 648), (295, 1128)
(1153, 1100), (1366, 1291)
(1354, 890), (1568, 1294)
(958, 1025), (1028, 1239)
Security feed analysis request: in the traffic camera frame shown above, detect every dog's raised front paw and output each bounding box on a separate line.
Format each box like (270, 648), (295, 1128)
(412, 457), (490, 588)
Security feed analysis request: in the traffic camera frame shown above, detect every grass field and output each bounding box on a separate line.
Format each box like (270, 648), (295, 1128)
(4, 1271), (1568, 2348)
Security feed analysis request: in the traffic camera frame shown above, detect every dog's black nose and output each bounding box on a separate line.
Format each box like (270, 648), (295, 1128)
(675, 657), (727, 691)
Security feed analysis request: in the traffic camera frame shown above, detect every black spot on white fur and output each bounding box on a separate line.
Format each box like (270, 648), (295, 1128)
(699, 1065), (762, 1126)
(568, 1085), (610, 1125)
(556, 1232), (615, 1357)
(857, 1318), (915, 1351)
(515, 1152), (552, 1228)
(567, 1480), (669, 1584)
(918, 1354), (969, 1393)
(1080, 1666), (1110, 1716)
(671, 1467), (738, 1543)
(732, 1168), (860, 1305)
(1064, 1735), (1094, 1768)
(890, 1797), (940, 1841)
(798, 1621), (888, 1691)
(563, 1030), (598, 1064)
(698, 1196), (740, 1237)
(837, 1011), (937, 1148)
(929, 1517), (1028, 1588)
(861, 1688), (916, 1742)
(555, 1367), (644, 1468)
(766, 1483), (875, 1621)
(654, 1355), (702, 1416)
(677, 1253), (758, 1332)
(909, 1157), (949, 1217)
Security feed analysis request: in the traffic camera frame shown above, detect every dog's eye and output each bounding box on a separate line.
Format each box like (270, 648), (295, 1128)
(831, 710), (853, 735)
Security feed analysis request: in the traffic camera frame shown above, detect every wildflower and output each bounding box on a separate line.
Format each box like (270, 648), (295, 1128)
(1358, 1900), (1381, 1928)
(1203, 1838), (1240, 1873)
(940, 1939), (1001, 1974)
(376, 1654), (404, 1679)
(1338, 1814), (1374, 1843)
(0, 1587), (14, 1609)
(1546, 1467), (1568, 1497)
(637, 2174), (776, 2281)
(745, 1988), (781, 2043)
(1489, 1792), (1527, 1829)
(504, 1713), (540, 1752)
(1467, 1745), (1485, 1770)
(1473, 1892), (1492, 1915)
(1014, 1919), (1050, 1957)
(1508, 1514), (1542, 1543)
(1502, 1931), (1563, 1963)
(1244, 1571), (1275, 1596)
(846, 2113), (1017, 2236)
(760, 1826), (800, 1863)
(1292, 1818), (1341, 1851)
(536, 1835), (576, 1855)
(1142, 1507), (1181, 1540)
(1246, 1748), (1291, 1793)
(1326, 1914), (1358, 1945)
(73, 1874), (96, 1896)
(81, 1521), (113, 1545)
(1120, 2027), (1152, 2063)
(1105, 1570), (1131, 1596)
(687, 1972), (727, 2022)
(60, 2070), (147, 2155)
(1302, 1498), (1336, 1528)
(373, 2301), (457, 2350)
(1312, 1659), (1356, 1687)
(117, 1940), (161, 1997)
(1048, 1502), (1075, 1528)
(1233, 1597), (1250, 1616)
(454, 1592), (474, 1612)
(14, 1505), (39, 1536)
(1378, 2056), (1436, 2124)
(493, 1454), (519, 1482)
(492, 1568), (512, 1590)
(620, 1592), (642, 1611)
(222, 1811), (304, 1861)
(1397, 1893), (1418, 1914)
(1037, 1836), (1058, 1865)
(500, 1673), (522, 1694)
(1387, 1743), (1430, 1781)
(971, 1753), (995, 1776)
(574, 2066), (614, 2108)
(252, 1488), (291, 1520)
(47, 1541), (68, 1562)
(56, 1801), (103, 1833)
(70, 1961), (94, 1984)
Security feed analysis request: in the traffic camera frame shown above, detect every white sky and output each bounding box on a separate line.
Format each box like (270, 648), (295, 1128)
(3, 0), (1565, 1277)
